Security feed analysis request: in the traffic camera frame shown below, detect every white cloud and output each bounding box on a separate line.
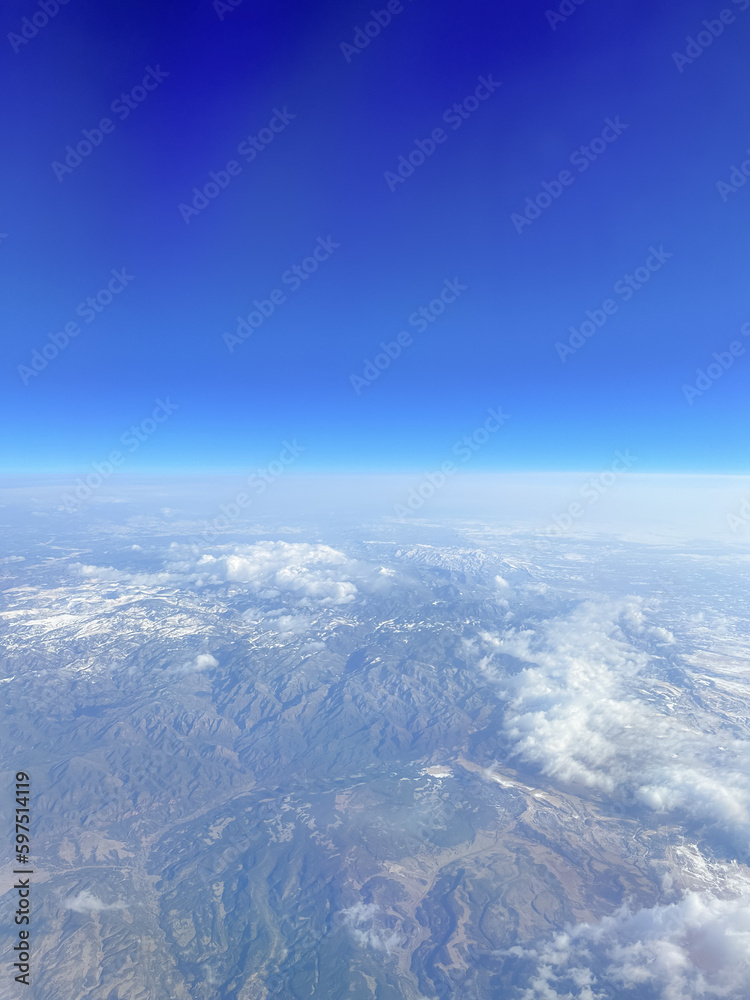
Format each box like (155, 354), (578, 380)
(340, 902), (403, 953)
(511, 875), (750, 999)
(261, 611), (312, 635)
(208, 543), (357, 604)
(73, 540), (370, 606)
(472, 599), (750, 851)
(170, 652), (219, 675)
(64, 890), (125, 913)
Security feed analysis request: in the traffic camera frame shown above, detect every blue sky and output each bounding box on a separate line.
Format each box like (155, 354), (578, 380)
(2, 0), (749, 473)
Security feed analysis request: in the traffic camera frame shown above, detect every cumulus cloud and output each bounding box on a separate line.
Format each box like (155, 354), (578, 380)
(74, 540), (372, 606)
(175, 652), (219, 674)
(64, 890), (125, 913)
(511, 876), (750, 999)
(206, 543), (357, 604)
(259, 611), (313, 635)
(340, 902), (402, 953)
(472, 599), (750, 852)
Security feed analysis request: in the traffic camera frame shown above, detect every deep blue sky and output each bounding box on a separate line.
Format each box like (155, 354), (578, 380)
(2, 0), (749, 473)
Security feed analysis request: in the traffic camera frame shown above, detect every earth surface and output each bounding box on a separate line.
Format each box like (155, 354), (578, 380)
(1, 476), (749, 999)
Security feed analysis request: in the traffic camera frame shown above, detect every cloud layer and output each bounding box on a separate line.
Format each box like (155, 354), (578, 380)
(339, 902), (403, 954)
(75, 540), (364, 606)
(64, 890), (125, 914)
(473, 598), (750, 853)
(511, 876), (750, 1000)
